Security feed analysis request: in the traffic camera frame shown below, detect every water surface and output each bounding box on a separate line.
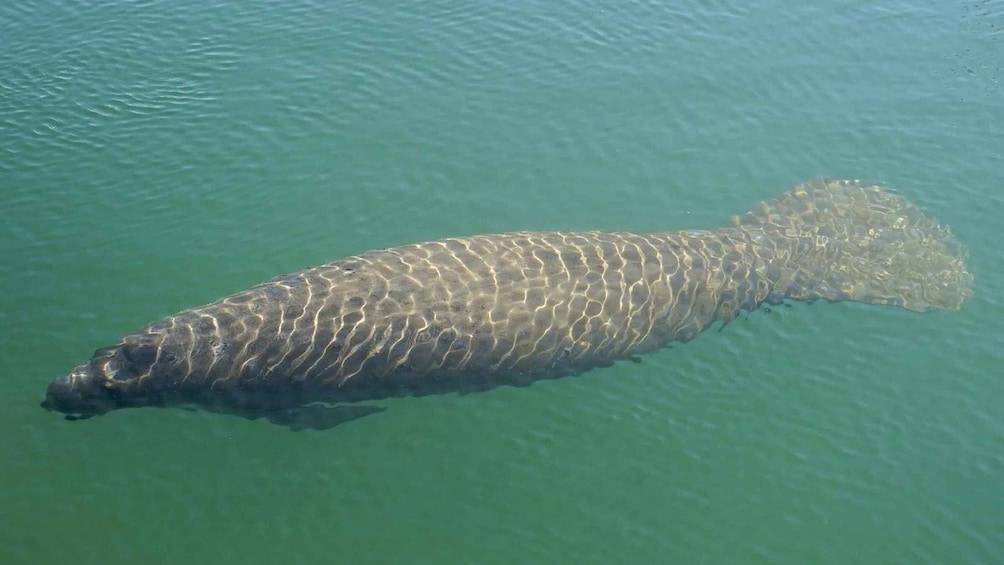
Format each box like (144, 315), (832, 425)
(1, 1), (1001, 563)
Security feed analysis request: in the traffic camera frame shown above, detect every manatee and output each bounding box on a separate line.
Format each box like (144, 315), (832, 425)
(41, 180), (973, 429)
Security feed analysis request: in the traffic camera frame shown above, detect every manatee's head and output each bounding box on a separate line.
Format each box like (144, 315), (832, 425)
(42, 337), (163, 420)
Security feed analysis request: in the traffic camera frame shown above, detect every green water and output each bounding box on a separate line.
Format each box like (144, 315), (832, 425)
(2, 1), (1002, 563)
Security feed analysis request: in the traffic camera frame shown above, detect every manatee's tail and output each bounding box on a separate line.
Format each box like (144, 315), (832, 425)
(731, 179), (973, 312)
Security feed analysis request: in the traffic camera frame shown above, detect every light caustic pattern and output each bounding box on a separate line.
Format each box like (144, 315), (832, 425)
(42, 180), (972, 425)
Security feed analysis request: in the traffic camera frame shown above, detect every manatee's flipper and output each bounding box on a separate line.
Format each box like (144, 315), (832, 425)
(259, 404), (387, 431)
(732, 179), (973, 312)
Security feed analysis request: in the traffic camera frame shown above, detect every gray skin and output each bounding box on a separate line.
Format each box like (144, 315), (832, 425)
(42, 180), (972, 429)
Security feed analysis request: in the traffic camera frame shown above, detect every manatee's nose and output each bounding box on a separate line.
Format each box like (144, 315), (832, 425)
(40, 375), (72, 411)
(41, 369), (114, 419)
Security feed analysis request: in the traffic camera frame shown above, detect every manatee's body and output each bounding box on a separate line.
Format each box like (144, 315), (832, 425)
(42, 180), (972, 428)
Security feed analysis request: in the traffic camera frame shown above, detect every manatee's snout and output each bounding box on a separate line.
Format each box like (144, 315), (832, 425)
(41, 366), (117, 420)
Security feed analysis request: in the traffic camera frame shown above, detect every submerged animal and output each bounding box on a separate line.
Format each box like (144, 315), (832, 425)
(42, 179), (972, 429)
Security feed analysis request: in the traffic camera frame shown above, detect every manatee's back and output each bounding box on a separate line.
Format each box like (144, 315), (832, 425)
(170, 229), (743, 406)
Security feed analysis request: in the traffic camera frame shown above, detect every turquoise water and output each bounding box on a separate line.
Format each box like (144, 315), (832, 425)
(2, 0), (1002, 563)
